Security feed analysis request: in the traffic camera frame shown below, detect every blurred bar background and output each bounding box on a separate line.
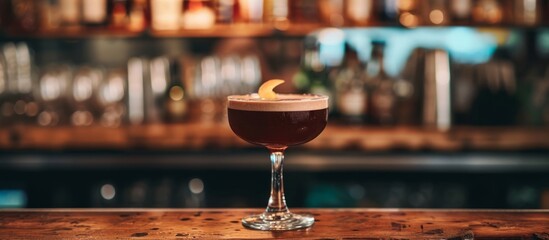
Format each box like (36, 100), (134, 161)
(1, 0), (549, 209)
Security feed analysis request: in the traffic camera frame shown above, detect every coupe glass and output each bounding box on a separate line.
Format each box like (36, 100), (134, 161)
(227, 94), (328, 231)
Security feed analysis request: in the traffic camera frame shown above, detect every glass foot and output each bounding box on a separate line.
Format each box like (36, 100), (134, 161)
(242, 212), (314, 231)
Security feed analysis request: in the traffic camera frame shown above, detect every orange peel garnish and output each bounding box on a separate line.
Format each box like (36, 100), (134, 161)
(258, 79), (284, 100)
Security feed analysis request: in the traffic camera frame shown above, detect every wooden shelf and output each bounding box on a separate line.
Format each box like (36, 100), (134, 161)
(1, 23), (326, 39)
(1, 123), (548, 152)
(4, 23), (540, 39)
(1, 28), (144, 39)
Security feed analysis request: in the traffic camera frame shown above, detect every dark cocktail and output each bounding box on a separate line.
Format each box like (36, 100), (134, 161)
(228, 90), (328, 231)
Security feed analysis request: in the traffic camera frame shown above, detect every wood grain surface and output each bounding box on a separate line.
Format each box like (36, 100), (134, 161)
(0, 209), (547, 239)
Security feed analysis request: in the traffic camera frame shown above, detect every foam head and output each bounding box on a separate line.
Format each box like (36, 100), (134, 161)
(227, 94), (329, 112)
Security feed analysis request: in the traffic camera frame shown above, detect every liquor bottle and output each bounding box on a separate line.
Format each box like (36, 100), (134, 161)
(39, 0), (62, 30)
(59, 0), (81, 28)
(0, 1), (6, 30)
(378, 0), (398, 24)
(346, 0), (374, 26)
(181, 0), (215, 29)
(111, 0), (129, 29)
(514, 0), (540, 26)
(264, 0), (289, 27)
(472, 0), (503, 25)
(450, 0), (472, 24)
(151, 0), (182, 31)
(238, 0), (263, 23)
(290, 0), (319, 24)
(81, 0), (109, 26)
(334, 45), (368, 124)
(368, 43), (396, 125)
(165, 60), (188, 122)
(128, 0), (149, 31)
(215, 0), (235, 24)
(318, 0), (344, 26)
(10, 0), (39, 32)
(293, 40), (335, 113)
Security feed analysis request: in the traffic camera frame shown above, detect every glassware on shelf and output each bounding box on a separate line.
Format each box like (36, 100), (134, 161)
(0, 43), (37, 125)
(37, 65), (72, 126)
(70, 67), (103, 126)
(98, 69), (126, 127)
(190, 54), (261, 123)
(127, 57), (147, 124)
(227, 82), (328, 230)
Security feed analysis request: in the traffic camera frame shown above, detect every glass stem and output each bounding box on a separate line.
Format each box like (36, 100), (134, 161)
(265, 149), (289, 215)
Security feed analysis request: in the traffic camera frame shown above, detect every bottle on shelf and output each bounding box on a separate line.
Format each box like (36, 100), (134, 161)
(472, 0), (504, 25)
(128, 0), (150, 31)
(334, 44), (368, 124)
(514, 0), (540, 26)
(367, 43), (396, 126)
(59, 0), (82, 28)
(264, 0), (290, 29)
(293, 38), (335, 113)
(150, 0), (183, 31)
(378, 0), (399, 24)
(450, 0), (472, 24)
(164, 60), (188, 122)
(289, 0), (319, 24)
(237, 0), (263, 23)
(215, 0), (235, 24)
(393, 49), (420, 126)
(181, 0), (216, 29)
(111, 0), (129, 29)
(81, 0), (109, 27)
(9, 0), (39, 32)
(345, 0), (374, 26)
(318, 0), (345, 27)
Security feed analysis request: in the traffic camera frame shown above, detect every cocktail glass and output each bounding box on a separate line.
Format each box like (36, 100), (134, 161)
(227, 94), (328, 231)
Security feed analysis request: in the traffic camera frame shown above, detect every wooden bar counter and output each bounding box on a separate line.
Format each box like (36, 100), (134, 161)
(0, 209), (547, 239)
